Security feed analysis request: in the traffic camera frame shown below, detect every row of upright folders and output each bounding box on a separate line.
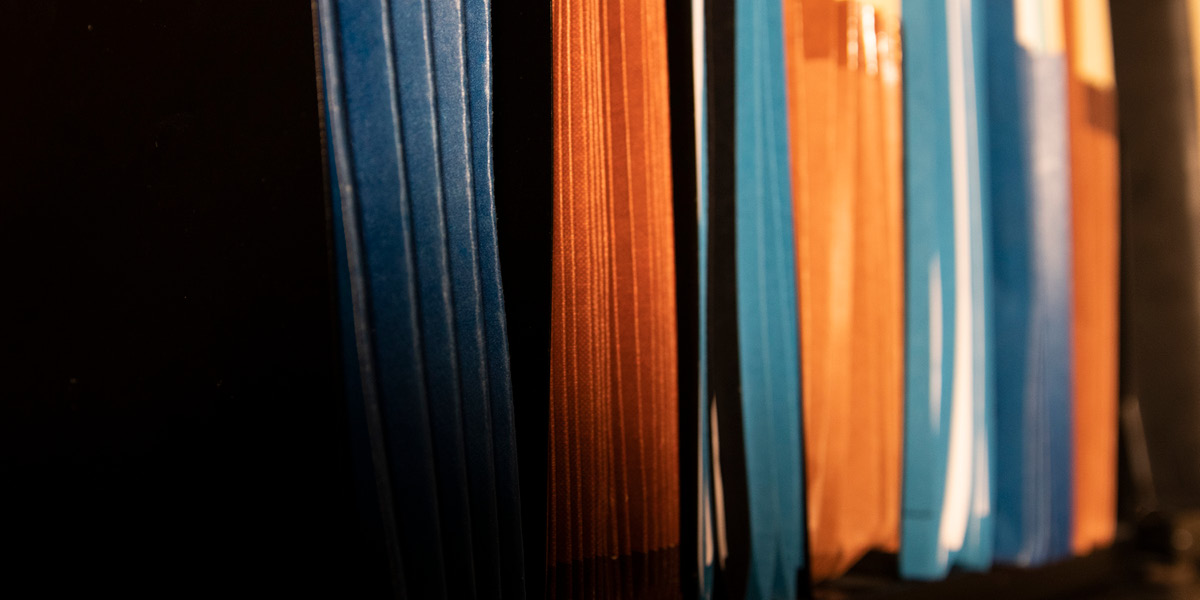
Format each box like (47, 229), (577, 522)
(318, 0), (1122, 598)
(551, 0), (1116, 595)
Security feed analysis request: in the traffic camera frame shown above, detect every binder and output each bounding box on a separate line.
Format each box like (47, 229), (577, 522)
(900, 0), (995, 580)
(984, 0), (1074, 566)
(1063, 0), (1118, 556)
(547, 0), (681, 596)
(784, 0), (904, 581)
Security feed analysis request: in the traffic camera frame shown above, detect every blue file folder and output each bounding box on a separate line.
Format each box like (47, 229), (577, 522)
(735, 0), (807, 596)
(317, 0), (524, 596)
(901, 0), (996, 581)
(984, 0), (1074, 567)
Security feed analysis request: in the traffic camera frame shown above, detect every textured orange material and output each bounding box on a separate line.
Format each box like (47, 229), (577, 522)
(548, 0), (680, 595)
(1063, 0), (1119, 556)
(783, 0), (904, 581)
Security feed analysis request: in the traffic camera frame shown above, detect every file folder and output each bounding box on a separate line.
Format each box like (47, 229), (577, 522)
(733, 0), (808, 595)
(1063, 0), (1118, 556)
(548, 0), (681, 596)
(985, 0), (1074, 567)
(900, 0), (995, 580)
(784, 0), (904, 581)
(318, 0), (524, 596)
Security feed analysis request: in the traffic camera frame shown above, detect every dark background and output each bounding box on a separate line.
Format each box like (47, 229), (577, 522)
(492, 2), (554, 597)
(4, 1), (364, 595)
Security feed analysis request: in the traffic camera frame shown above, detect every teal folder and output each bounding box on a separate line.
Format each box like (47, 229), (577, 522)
(901, 0), (996, 580)
(734, 0), (807, 596)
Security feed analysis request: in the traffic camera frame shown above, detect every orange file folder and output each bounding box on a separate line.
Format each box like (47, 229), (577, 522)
(784, 0), (904, 581)
(548, 0), (680, 596)
(1064, 0), (1119, 556)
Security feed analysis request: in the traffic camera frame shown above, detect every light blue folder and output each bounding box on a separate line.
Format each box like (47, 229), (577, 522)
(901, 0), (996, 581)
(735, 0), (806, 596)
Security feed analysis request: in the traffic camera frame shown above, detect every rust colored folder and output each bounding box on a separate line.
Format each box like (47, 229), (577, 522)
(783, 0), (904, 581)
(548, 0), (680, 596)
(1063, 0), (1119, 555)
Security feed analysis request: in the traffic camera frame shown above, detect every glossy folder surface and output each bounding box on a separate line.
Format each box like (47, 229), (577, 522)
(901, 0), (995, 580)
(985, 0), (1074, 567)
(784, 0), (905, 581)
(318, 0), (524, 596)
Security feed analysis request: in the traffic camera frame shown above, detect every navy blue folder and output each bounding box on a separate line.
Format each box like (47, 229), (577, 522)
(984, 0), (1074, 567)
(318, 1), (524, 596)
